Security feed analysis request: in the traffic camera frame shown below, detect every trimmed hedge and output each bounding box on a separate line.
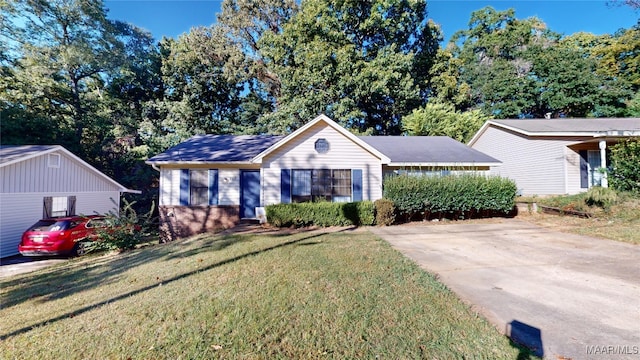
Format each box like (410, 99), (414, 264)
(383, 174), (517, 220)
(266, 201), (375, 228)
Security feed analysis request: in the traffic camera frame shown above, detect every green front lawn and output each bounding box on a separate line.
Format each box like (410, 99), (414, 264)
(1, 228), (529, 359)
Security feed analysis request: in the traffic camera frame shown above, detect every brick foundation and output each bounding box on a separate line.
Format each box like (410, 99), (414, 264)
(159, 205), (240, 242)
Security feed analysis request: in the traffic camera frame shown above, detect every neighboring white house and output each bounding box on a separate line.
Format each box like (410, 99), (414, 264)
(468, 118), (640, 195)
(0, 145), (137, 257)
(146, 115), (500, 239)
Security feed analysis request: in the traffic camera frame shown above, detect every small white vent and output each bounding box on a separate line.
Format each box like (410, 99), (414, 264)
(48, 153), (61, 168)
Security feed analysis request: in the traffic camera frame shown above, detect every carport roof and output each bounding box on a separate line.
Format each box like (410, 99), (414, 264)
(491, 118), (640, 134)
(468, 118), (640, 146)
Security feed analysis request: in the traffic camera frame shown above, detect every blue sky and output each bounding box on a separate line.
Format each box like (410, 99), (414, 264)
(105, 0), (639, 42)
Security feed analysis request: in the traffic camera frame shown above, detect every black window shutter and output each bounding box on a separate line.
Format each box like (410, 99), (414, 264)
(68, 196), (76, 216)
(43, 197), (53, 218)
(281, 169), (291, 204)
(180, 169), (189, 205)
(352, 169), (363, 201)
(209, 169), (219, 205)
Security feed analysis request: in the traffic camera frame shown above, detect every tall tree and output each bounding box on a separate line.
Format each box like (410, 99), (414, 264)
(608, 0), (640, 10)
(559, 28), (637, 116)
(451, 6), (633, 118)
(216, 0), (297, 98)
(426, 47), (472, 110)
(401, 102), (488, 142)
(0, 0), (129, 156)
(260, 0), (440, 134)
(145, 29), (244, 148)
(450, 7), (551, 118)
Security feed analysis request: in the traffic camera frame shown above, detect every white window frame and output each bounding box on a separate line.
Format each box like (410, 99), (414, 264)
(48, 153), (61, 168)
(51, 196), (68, 217)
(291, 169), (352, 203)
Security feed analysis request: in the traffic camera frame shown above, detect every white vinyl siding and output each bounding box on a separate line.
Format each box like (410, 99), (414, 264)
(0, 192), (120, 257)
(218, 169), (240, 205)
(261, 122), (382, 205)
(0, 151), (120, 194)
(565, 148), (583, 194)
(0, 149), (127, 257)
(471, 126), (590, 195)
(160, 167), (241, 206)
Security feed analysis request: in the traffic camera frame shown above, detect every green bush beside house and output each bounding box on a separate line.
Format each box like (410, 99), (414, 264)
(266, 174), (517, 227)
(266, 201), (375, 227)
(383, 174), (517, 221)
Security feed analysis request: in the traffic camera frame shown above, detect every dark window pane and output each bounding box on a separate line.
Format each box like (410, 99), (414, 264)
(291, 169), (352, 203)
(312, 169), (331, 198)
(332, 170), (351, 201)
(190, 170), (209, 205)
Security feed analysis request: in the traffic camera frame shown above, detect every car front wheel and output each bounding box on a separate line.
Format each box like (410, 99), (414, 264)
(73, 241), (91, 256)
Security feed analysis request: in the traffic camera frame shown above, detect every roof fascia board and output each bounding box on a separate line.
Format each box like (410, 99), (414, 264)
(467, 121), (493, 146)
(251, 114), (391, 163)
(144, 161), (256, 166)
(484, 121), (640, 138)
(388, 162), (501, 167)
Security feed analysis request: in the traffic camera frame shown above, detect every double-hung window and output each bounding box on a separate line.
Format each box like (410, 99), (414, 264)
(292, 170), (312, 202)
(291, 169), (352, 203)
(190, 170), (209, 205)
(180, 169), (218, 206)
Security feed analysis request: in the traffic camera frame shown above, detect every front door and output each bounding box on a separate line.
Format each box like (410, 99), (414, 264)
(240, 170), (260, 218)
(587, 150), (602, 187)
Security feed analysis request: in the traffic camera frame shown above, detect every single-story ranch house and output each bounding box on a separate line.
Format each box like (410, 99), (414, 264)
(468, 118), (640, 196)
(146, 114), (500, 239)
(0, 145), (138, 257)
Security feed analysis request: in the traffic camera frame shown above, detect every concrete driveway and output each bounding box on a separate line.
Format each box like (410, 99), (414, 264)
(370, 219), (640, 359)
(0, 255), (69, 279)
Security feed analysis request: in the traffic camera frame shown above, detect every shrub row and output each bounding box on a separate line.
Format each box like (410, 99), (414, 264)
(266, 201), (375, 227)
(383, 174), (517, 220)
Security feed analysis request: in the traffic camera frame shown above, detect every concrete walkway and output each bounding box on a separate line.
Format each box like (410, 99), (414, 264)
(370, 219), (640, 359)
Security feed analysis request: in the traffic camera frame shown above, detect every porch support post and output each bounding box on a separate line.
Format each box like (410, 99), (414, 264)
(599, 139), (608, 188)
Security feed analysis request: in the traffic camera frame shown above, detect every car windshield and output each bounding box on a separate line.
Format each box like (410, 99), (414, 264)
(29, 220), (71, 232)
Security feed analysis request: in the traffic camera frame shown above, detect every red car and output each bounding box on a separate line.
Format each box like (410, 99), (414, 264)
(18, 215), (108, 256)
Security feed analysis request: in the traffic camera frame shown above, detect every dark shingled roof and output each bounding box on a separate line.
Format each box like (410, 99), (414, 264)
(492, 118), (640, 134)
(0, 145), (59, 165)
(147, 135), (284, 163)
(358, 136), (500, 164)
(147, 134), (501, 164)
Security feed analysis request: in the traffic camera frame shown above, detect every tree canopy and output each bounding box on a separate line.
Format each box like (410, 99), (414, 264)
(2, 0), (638, 212)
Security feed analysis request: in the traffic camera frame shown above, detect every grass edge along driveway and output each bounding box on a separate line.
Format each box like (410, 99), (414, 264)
(0, 227), (534, 359)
